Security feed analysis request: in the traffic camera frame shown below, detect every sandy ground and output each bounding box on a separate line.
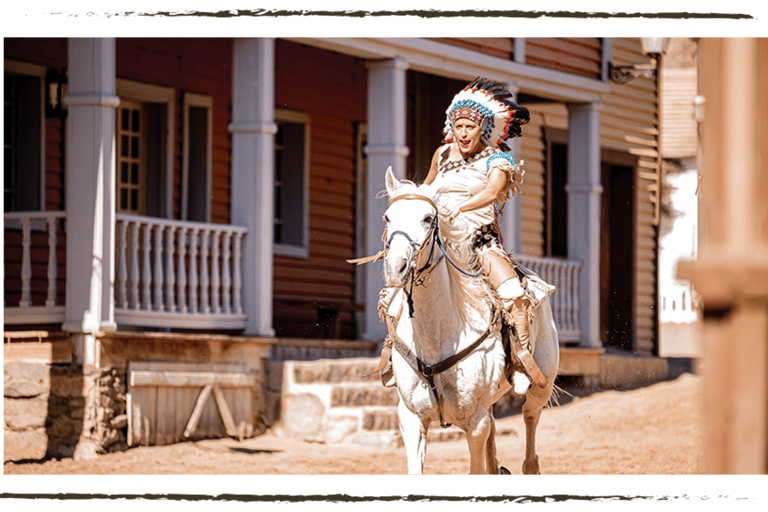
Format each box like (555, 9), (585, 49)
(4, 373), (702, 475)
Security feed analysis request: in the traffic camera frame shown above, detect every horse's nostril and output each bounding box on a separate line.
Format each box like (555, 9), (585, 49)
(399, 262), (408, 275)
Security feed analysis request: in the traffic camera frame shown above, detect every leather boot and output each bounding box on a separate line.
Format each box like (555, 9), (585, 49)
(506, 297), (548, 389)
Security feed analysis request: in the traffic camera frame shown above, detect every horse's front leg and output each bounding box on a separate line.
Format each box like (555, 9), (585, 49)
(398, 399), (428, 474)
(466, 411), (494, 474)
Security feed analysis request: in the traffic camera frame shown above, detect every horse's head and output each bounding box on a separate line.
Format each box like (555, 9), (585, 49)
(382, 167), (439, 288)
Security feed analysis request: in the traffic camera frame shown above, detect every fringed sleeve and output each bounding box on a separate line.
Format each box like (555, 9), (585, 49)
(486, 152), (525, 202)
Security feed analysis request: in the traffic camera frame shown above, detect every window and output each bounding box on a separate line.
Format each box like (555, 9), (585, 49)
(274, 109), (310, 258)
(115, 79), (174, 218)
(544, 127), (568, 258)
(182, 93), (213, 223)
(4, 61), (44, 212)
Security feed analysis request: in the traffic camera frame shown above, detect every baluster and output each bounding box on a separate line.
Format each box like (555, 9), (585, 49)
(117, 220), (128, 309)
(199, 229), (210, 314)
(189, 228), (199, 314)
(153, 224), (164, 312)
(571, 265), (580, 334)
(131, 222), (141, 310)
(232, 232), (243, 315)
(46, 217), (58, 307)
(165, 225), (176, 313)
(19, 217), (32, 307)
(176, 227), (187, 314)
(210, 230), (221, 314)
(142, 223), (152, 311)
(221, 231), (232, 314)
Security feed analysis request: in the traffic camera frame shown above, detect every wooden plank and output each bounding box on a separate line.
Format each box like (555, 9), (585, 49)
(211, 384), (239, 439)
(183, 383), (213, 439)
(130, 370), (252, 388)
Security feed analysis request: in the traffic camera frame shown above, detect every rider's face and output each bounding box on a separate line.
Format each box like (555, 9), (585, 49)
(453, 118), (483, 158)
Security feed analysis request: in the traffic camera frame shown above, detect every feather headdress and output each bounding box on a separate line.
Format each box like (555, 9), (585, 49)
(444, 77), (530, 152)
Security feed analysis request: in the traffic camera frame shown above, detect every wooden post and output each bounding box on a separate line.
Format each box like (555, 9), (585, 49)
(680, 38), (768, 474)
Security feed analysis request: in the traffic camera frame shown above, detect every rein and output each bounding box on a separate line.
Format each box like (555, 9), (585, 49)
(353, 192), (494, 428)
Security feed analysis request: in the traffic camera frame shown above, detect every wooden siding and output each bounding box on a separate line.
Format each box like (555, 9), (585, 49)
(116, 38), (233, 224)
(517, 39), (659, 353)
(429, 38), (514, 60)
(660, 67), (698, 159)
(526, 38), (603, 79)
(273, 40), (367, 339)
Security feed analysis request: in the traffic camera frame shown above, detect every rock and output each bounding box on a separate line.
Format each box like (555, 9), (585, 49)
(3, 428), (48, 462)
(72, 438), (99, 461)
(4, 380), (45, 398)
(110, 414), (128, 429)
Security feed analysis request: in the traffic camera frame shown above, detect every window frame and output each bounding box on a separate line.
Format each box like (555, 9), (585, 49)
(181, 92), (213, 223)
(115, 79), (175, 219)
(273, 109), (311, 259)
(543, 126), (569, 258)
(4, 59), (46, 214)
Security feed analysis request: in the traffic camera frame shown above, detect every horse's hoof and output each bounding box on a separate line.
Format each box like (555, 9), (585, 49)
(522, 455), (540, 475)
(499, 466), (511, 475)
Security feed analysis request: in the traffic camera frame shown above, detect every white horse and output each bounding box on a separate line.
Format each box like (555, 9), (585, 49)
(379, 167), (560, 475)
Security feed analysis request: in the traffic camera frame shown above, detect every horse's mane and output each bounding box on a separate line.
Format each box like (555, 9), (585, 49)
(389, 181), (500, 331)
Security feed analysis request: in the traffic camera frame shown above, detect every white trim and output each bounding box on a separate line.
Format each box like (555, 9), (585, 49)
(182, 92), (214, 223)
(116, 78), (175, 219)
(513, 38), (526, 64)
(4, 59), (46, 212)
(602, 38), (614, 82)
(273, 109), (311, 259)
(285, 38), (611, 103)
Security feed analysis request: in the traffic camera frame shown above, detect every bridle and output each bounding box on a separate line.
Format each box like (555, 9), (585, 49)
(384, 194), (442, 317)
(381, 192), (494, 428)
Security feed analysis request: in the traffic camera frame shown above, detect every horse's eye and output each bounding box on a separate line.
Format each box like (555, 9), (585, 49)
(423, 215), (434, 225)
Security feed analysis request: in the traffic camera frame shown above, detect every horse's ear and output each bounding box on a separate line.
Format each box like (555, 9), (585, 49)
(385, 166), (399, 198)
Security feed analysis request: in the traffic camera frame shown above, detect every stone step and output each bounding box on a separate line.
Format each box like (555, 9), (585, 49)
(266, 357), (381, 391)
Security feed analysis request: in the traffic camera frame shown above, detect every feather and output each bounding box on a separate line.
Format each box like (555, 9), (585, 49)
(444, 77), (529, 152)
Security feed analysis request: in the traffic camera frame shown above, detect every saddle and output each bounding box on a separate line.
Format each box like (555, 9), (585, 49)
(378, 263), (554, 390)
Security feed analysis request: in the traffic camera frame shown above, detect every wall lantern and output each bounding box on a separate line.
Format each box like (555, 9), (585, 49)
(609, 38), (669, 84)
(45, 68), (67, 118)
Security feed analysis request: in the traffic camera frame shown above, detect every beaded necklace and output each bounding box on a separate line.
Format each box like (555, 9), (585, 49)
(438, 147), (496, 174)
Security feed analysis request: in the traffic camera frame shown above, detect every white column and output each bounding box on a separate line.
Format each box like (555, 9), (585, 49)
(567, 102), (603, 348)
(498, 80), (523, 256)
(229, 38), (276, 337)
(362, 57), (410, 341)
(62, 38), (119, 365)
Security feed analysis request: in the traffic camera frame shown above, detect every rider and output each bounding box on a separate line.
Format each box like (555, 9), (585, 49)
(422, 77), (548, 389)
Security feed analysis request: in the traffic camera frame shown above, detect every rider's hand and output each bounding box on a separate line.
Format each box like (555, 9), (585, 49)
(447, 206), (461, 222)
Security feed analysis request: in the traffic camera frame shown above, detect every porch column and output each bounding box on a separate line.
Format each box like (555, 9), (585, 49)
(62, 38), (119, 366)
(567, 101), (603, 348)
(498, 80), (523, 255)
(363, 56), (410, 341)
(229, 38), (276, 337)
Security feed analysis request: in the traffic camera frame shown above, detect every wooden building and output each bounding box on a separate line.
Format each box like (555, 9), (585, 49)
(4, 37), (664, 460)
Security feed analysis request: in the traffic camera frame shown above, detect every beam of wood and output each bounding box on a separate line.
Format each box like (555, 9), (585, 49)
(183, 383), (213, 439)
(211, 384), (240, 440)
(130, 370), (252, 388)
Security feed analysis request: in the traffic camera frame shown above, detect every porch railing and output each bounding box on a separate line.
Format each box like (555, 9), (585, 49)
(115, 214), (248, 330)
(516, 254), (582, 343)
(3, 211), (67, 325)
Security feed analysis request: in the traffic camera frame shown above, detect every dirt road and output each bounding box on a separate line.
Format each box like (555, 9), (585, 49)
(4, 373), (702, 475)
